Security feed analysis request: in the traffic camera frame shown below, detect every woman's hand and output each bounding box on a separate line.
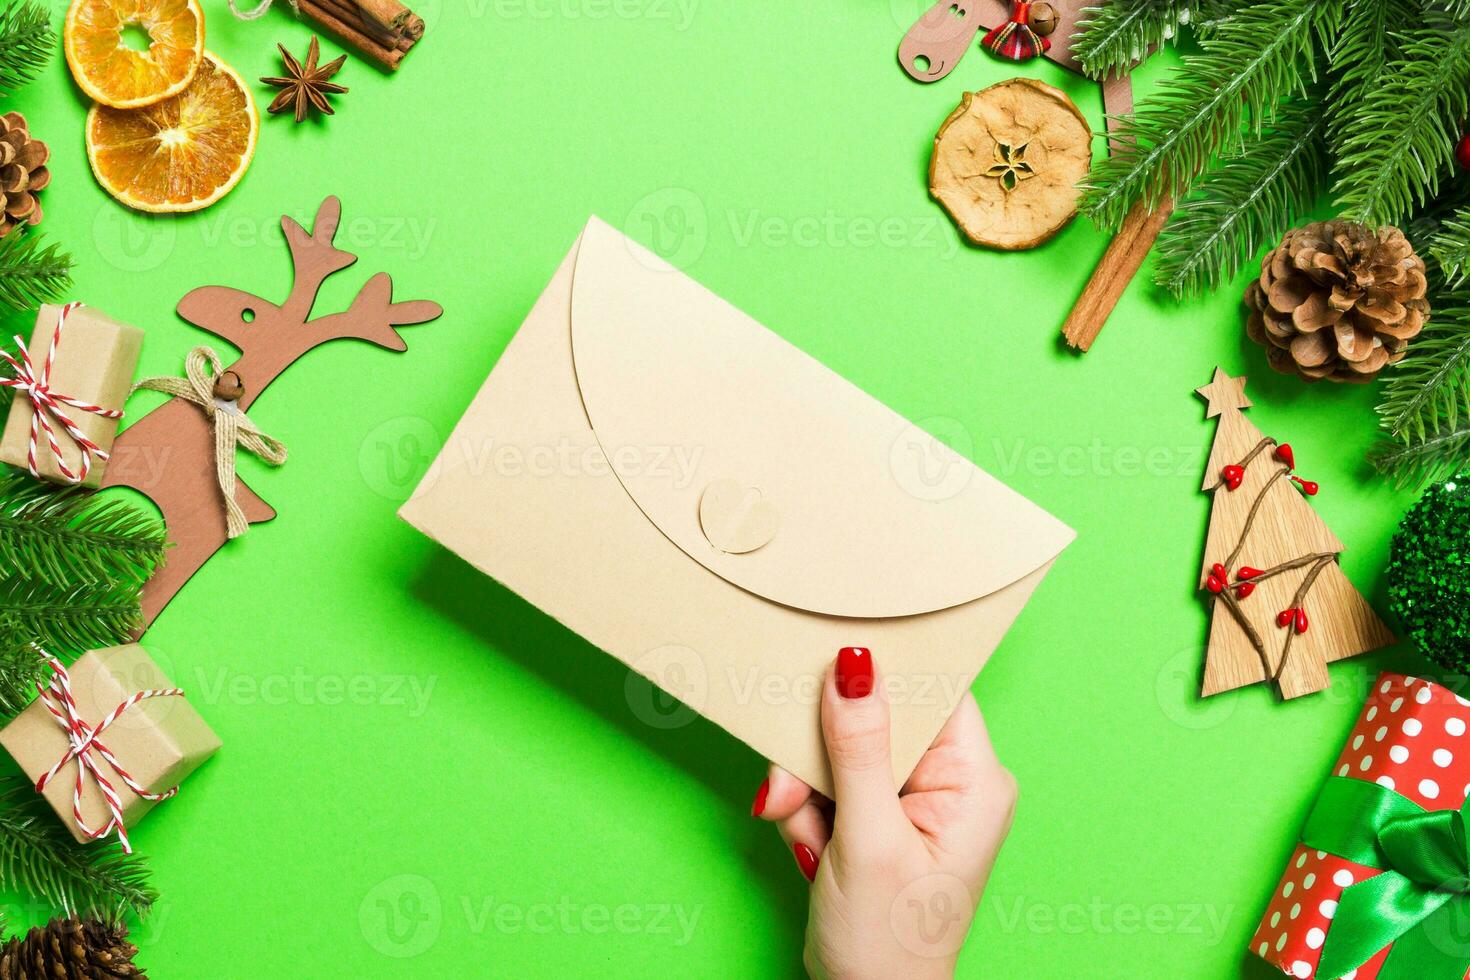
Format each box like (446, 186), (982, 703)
(752, 648), (1017, 979)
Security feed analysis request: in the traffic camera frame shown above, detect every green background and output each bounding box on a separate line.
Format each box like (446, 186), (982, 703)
(2, 1), (1432, 976)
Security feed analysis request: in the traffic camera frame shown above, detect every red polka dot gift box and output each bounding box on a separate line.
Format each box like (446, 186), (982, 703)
(1251, 673), (1470, 980)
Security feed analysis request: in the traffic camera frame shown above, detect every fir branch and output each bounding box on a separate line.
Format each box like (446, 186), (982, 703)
(0, 475), (167, 590)
(1073, 1), (1191, 79)
(0, 776), (156, 918)
(1436, 0), (1470, 21)
(0, 578), (144, 654)
(0, 1), (53, 95)
(1191, 0), (1241, 35)
(0, 629), (45, 718)
(1429, 205), (1470, 286)
(1327, 0), (1414, 100)
(1370, 289), (1470, 487)
(1153, 100), (1328, 297)
(1333, 16), (1470, 227)
(0, 231), (71, 313)
(1077, 0), (1340, 231)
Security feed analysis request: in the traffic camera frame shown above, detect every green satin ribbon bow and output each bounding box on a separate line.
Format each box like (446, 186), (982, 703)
(1303, 776), (1470, 979)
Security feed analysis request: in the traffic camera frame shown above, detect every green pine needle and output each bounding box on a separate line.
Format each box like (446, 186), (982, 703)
(1332, 15), (1470, 227)
(0, 1), (54, 94)
(0, 775), (156, 918)
(1073, 0), (1192, 79)
(1327, 0), (1415, 103)
(0, 578), (145, 654)
(0, 231), (72, 313)
(1430, 205), (1470, 286)
(1153, 99), (1328, 297)
(1371, 289), (1470, 487)
(0, 632), (46, 716)
(0, 475), (168, 590)
(1077, 0), (1340, 231)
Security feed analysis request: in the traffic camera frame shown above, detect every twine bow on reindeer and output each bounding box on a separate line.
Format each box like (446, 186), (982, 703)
(0, 302), (123, 484)
(31, 648), (185, 854)
(133, 347), (288, 539)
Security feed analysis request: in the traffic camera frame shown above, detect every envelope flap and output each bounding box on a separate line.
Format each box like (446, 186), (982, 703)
(569, 218), (1074, 619)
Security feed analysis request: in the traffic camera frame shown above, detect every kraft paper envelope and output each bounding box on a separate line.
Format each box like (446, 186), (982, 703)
(400, 217), (1075, 797)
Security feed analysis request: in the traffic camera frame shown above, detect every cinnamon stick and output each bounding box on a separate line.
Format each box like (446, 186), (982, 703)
(353, 0), (411, 35)
(298, 0), (407, 70)
(1061, 197), (1175, 352)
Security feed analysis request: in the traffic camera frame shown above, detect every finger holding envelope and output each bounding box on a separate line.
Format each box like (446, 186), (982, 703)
(754, 762), (832, 878)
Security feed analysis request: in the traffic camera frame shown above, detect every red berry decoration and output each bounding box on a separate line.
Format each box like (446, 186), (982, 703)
(1274, 443), (1295, 469)
(1277, 608), (1295, 628)
(1292, 476), (1319, 496)
(1205, 562), (1228, 593)
(1238, 566), (1263, 579)
(1235, 582), (1256, 598)
(1221, 464), (1245, 490)
(1295, 608), (1309, 633)
(1457, 133), (1470, 171)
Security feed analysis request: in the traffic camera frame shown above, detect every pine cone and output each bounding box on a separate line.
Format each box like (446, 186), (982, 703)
(0, 917), (145, 979)
(0, 111), (49, 238)
(1244, 219), (1428, 383)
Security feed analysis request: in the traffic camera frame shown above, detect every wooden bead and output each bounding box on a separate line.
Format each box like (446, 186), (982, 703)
(213, 371), (245, 401)
(1029, 2), (1058, 36)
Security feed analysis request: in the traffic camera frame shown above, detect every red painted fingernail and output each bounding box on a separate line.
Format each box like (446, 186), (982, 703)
(836, 647), (874, 699)
(793, 842), (818, 882)
(751, 778), (769, 817)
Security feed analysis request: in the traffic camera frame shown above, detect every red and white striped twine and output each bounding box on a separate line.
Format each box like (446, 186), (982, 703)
(32, 649), (185, 853)
(0, 302), (123, 484)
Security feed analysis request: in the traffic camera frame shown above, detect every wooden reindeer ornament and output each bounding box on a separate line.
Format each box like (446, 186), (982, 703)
(104, 196), (443, 629)
(1196, 369), (1393, 700)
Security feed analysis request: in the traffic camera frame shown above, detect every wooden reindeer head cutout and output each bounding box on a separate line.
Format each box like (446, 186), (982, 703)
(105, 196), (444, 630)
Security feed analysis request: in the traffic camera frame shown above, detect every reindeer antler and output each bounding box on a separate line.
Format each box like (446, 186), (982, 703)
(176, 196), (443, 408)
(280, 196), (356, 323)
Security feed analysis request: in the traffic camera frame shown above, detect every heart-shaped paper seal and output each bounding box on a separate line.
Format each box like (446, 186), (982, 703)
(699, 479), (779, 555)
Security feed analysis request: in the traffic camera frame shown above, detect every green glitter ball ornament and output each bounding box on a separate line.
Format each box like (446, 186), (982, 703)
(1388, 476), (1470, 671)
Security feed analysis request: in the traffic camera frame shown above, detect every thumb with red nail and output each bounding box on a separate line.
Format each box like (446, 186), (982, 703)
(753, 648), (1017, 978)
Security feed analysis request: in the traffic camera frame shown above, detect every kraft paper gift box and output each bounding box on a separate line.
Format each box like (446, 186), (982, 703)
(1252, 673), (1470, 980)
(0, 645), (220, 845)
(400, 217), (1075, 796)
(1, 303), (142, 487)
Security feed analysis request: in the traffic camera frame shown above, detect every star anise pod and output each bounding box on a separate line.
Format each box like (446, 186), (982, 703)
(261, 36), (348, 124)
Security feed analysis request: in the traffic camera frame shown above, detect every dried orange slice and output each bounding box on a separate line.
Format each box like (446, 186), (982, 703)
(65, 0), (204, 109)
(85, 52), (257, 213)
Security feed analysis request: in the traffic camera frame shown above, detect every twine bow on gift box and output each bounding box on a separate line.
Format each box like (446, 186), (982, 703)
(1303, 776), (1470, 978)
(132, 347), (287, 539)
(0, 302), (123, 484)
(31, 649), (185, 853)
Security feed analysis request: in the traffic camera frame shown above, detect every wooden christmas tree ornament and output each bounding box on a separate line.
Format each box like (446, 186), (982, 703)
(1195, 368), (1393, 700)
(103, 196), (442, 630)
